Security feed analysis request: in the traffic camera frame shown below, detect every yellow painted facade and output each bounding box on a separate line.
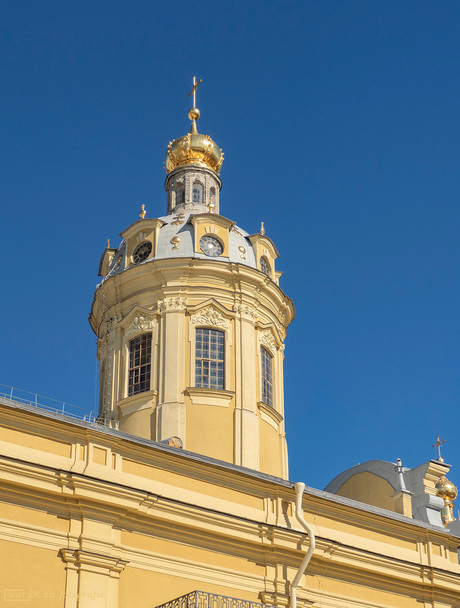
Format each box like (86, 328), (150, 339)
(1, 400), (460, 607)
(1, 90), (460, 607)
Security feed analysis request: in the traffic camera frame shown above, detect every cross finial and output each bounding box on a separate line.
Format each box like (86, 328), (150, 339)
(188, 76), (202, 108)
(432, 435), (446, 463)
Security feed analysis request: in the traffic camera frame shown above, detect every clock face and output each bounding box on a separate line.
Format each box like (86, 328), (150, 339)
(132, 241), (152, 264)
(199, 235), (223, 257)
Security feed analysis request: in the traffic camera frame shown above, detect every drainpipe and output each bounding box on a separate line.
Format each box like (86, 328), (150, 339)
(291, 482), (316, 608)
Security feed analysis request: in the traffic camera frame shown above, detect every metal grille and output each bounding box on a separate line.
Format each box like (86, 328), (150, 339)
(154, 591), (273, 608)
(195, 328), (224, 389)
(261, 346), (273, 406)
(128, 333), (152, 396)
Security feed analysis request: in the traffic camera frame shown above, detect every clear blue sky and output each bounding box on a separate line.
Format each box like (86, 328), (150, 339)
(1, 1), (459, 490)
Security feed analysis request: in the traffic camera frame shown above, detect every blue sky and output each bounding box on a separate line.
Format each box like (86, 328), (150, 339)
(1, 1), (459, 489)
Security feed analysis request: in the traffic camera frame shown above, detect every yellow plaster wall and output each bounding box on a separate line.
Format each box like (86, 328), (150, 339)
(336, 471), (395, 512)
(121, 531), (262, 574)
(121, 456), (264, 509)
(186, 403), (234, 462)
(0, 424), (72, 458)
(307, 571), (421, 608)
(0, 540), (66, 607)
(119, 567), (259, 608)
(1, 500), (69, 532)
(259, 419), (282, 477)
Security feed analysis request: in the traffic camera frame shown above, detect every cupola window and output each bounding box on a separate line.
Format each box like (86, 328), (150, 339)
(260, 256), (271, 277)
(195, 328), (224, 389)
(128, 333), (152, 396)
(176, 185), (185, 206)
(192, 183), (203, 204)
(261, 346), (274, 407)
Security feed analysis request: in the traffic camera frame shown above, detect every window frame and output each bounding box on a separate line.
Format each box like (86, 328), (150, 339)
(192, 182), (203, 204)
(194, 327), (225, 390)
(260, 345), (274, 407)
(188, 307), (232, 392)
(127, 332), (153, 397)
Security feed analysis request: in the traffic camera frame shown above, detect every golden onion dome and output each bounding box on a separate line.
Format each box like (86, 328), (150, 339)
(165, 107), (224, 175)
(435, 475), (458, 501)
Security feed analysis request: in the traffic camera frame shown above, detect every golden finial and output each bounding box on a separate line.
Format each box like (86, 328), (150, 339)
(187, 76), (202, 134)
(107, 239), (110, 248)
(260, 222), (265, 235)
(433, 435), (446, 463)
(435, 475), (458, 526)
(171, 236), (181, 250)
(208, 196), (215, 213)
(140, 204), (146, 220)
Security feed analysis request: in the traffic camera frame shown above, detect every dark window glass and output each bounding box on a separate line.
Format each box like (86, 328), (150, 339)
(176, 187), (185, 206)
(128, 333), (152, 396)
(192, 184), (203, 203)
(261, 346), (274, 406)
(195, 328), (224, 389)
(260, 256), (271, 277)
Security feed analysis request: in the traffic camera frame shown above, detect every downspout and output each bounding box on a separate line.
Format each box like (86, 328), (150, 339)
(291, 482), (316, 608)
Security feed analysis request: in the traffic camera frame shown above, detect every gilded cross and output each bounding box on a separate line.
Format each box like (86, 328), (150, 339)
(432, 435), (446, 462)
(187, 76), (202, 107)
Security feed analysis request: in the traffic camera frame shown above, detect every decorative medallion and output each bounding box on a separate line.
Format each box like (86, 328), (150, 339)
(238, 245), (246, 259)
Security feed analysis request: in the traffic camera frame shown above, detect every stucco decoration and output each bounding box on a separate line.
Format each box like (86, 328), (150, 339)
(125, 314), (156, 338)
(259, 330), (277, 356)
(234, 304), (256, 322)
(192, 306), (229, 329)
(98, 341), (107, 362)
(159, 297), (187, 312)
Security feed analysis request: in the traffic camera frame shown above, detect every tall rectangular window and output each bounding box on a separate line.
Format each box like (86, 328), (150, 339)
(128, 333), (152, 396)
(261, 346), (274, 407)
(195, 328), (224, 389)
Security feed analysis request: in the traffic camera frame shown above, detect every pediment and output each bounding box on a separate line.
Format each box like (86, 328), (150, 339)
(119, 306), (159, 338)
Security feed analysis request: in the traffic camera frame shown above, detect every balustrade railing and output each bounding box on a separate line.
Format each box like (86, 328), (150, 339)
(155, 591), (273, 608)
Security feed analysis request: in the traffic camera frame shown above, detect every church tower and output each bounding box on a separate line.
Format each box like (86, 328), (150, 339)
(89, 80), (295, 478)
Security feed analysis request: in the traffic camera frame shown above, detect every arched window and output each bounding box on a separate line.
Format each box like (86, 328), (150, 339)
(260, 256), (271, 277)
(261, 346), (274, 407)
(176, 185), (185, 206)
(195, 328), (224, 389)
(128, 333), (152, 396)
(192, 183), (203, 204)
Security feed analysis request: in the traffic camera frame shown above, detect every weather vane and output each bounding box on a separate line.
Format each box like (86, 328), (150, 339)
(432, 435), (446, 463)
(187, 76), (202, 108)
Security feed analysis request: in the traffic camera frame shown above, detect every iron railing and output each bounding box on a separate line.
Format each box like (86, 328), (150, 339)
(0, 383), (98, 423)
(155, 591), (273, 608)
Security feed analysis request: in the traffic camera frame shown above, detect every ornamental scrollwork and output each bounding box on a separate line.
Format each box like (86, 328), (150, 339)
(158, 297), (186, 312)
(259, 330), (277, 356)
(192, 306), (229, 329)
(233, 304), (256, 322)
(125, 314), (156, 338)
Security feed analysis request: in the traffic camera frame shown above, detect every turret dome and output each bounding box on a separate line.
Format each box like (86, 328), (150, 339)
(165, 107), (223, 175)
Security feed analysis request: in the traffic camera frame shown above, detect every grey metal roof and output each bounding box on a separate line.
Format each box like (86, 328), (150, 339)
(104, 213), (258, 282)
